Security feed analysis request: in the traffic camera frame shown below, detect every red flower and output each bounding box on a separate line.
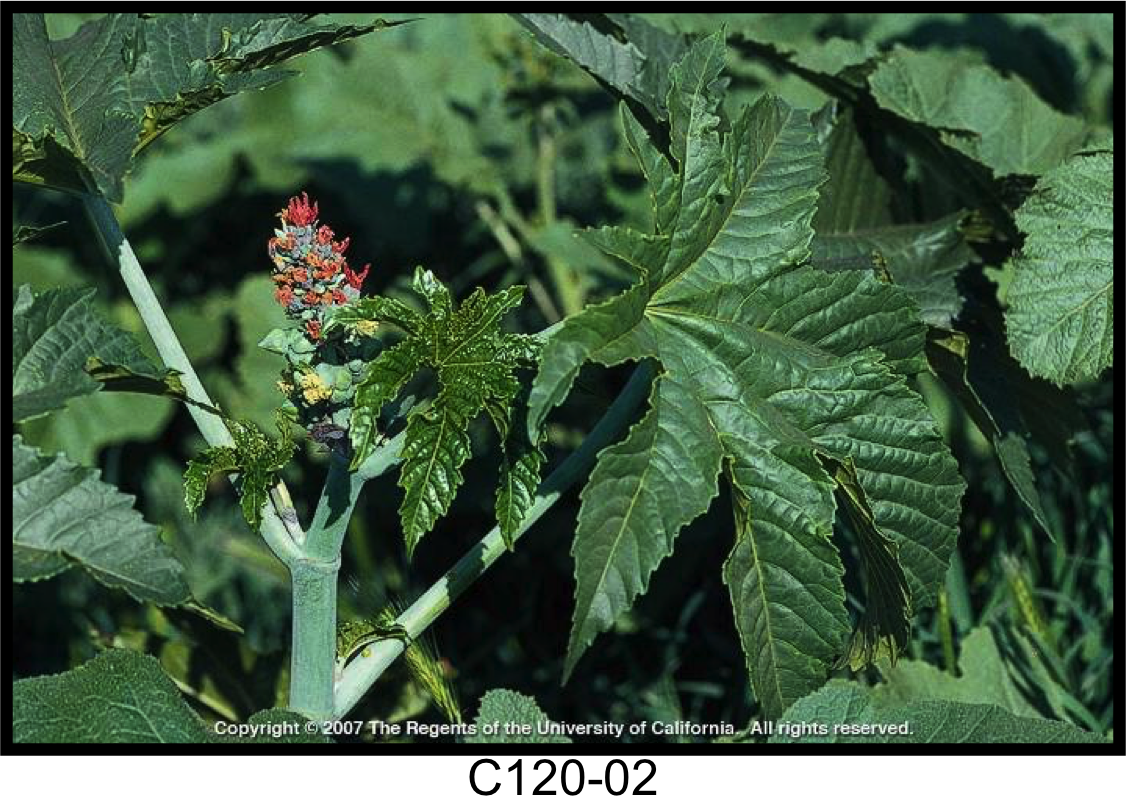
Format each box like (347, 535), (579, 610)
(345, 262), (370, 291)
(269, 192), (373, 345)
(279, 192), (319, 227)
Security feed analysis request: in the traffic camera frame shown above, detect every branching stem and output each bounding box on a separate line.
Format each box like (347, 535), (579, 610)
(333, 362), (655, 718)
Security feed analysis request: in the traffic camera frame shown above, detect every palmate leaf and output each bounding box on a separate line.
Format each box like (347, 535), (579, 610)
(1003, 150), (1114, 386)
(12, 13), (395, 202)
(527, 34), (964, 714)
(328, 269), (542, 556)
(809, 106), (1090, 542)
(604, 18), (1094, 182)
(735, 33), (1089, 180)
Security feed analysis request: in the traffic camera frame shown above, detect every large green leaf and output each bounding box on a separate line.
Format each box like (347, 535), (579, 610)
(12, 12), (393, 201)
(771, 682), (1105, 744)
(12, 285), (178, 423)
(1003, 151), (1114, 385)
(648, 22), (1094, 185)
(12, 436), (191, 603)
(13, 649), (210, 743)
(528, 35), (964, 714)
(868, 45), (1089, 177)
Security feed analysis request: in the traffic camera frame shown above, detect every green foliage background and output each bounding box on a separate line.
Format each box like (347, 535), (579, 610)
(12, 12), (1114, 742)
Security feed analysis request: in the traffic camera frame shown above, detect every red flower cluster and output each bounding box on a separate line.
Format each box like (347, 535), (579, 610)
(269, 193), (370, 341)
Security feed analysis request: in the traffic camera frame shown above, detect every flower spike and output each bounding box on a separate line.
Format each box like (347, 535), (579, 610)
(268, 191), (371, 341)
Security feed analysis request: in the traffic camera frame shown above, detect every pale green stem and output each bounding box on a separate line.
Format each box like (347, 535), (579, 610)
(82, 194), (304, 566)
(333, 362), (655, 718)
(288, 557), (340, 718)
(288, 451), (366, 718)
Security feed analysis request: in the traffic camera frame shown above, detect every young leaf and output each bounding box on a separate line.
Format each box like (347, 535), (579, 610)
(183, 414), (295, 532)
(1003, 151), (1113, 386)
(84, 358), (199, 407)
(492, 384), (546, 551)
(183, 447), (240, 520)
(527, 35), (964, 713)
(329, 269), (541, 556)
(12, 436), (191, 605)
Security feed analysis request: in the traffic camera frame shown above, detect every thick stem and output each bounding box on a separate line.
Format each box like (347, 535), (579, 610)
(333, 362), (655, 718)
(81, 194), (304, 565)
(288, 556), (340, 719)
(288, 452), (364, 717)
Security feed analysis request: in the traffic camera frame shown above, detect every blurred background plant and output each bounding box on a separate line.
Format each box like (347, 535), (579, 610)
(12, 12), (1113, 740)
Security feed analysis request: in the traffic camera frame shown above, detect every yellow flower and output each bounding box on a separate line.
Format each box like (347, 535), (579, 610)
(276, 379), (294, 396)
(355, 319), (380, 337)
(298, 371), (332, 405)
